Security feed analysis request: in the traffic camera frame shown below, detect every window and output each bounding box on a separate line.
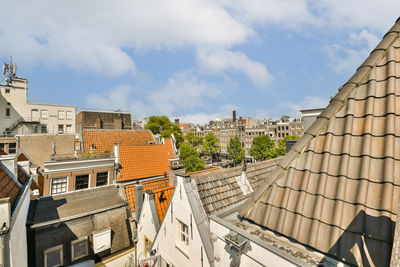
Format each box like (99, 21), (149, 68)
(178, 220), (189, 247)
(58, 124), (64, 133)
(51, 177), (67, 195)
(71, 238), (88, 261)
(58, 110), (65, 120)
(32, 125), (39, 133)
(5, 108), (10, 117)
(66, 124), (72, 133)
(0, 143), (4, 152)
(66, 111), (73, 120)
(5, 88), (10, 93)
(44, 244), (63, 267)
(75, 174), (89, 190)
(8, 143), (16, 154)
(41, 109), (48, 119)
(41, 124), (48, 133)
(96, 172), (108, 187)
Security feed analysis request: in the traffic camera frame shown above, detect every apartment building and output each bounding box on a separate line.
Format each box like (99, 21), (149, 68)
(75, 110), (132, 132)
(0, 73), (76, 136)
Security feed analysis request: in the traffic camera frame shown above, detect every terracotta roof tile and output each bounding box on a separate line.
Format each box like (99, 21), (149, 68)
(17, 153), (29, 162)
(118, 144), (174, 182)
(163, 138), (175, 157)
(125, 177), (170, 212)
(0, 164), (21, 209)
(153, 186), (175, 223)
(82, 129), (155, 153)
(240, 18), (400, 267)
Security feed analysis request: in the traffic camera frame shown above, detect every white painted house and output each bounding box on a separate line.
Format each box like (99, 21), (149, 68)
(140, 158), (281, 267)
(0, 73), (76, 136)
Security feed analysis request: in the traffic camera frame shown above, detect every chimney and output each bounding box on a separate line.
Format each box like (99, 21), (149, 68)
(134, 184), (143, 222)
(169, 169), (176, 186)
(233, 104), (236, 122)
(114, 117), (122, 129)
(174, 118), (180, 124)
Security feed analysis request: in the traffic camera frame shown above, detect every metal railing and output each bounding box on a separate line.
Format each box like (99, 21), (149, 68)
(5, 117), (41, 132)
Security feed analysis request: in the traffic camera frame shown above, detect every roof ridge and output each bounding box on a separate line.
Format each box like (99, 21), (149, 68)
(239, 18), (400, 218)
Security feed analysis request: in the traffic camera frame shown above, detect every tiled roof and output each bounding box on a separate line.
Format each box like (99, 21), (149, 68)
(0, 164), (21, 209)
(240, 18), (400, 266)
(192, 158), (281, 215)
(125, 177), (170, 212)
(17, 153), (29, 162)
(17, 166), (29, 184)
(163, 138), (175, 157)
(186, 167), (220, 175)
(82, 129), (155, 153)
(153, 186), (175, 223)
(118, 144), (174, 182)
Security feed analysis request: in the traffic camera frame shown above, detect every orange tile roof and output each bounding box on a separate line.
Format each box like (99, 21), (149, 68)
(153, 186), (175, 223)
(118, 144), (174, 182)
(0, 164), (21, 209)
(82, 129), (155, 153)
(178, 123), (188, 127)
(125, 177), (170, 211)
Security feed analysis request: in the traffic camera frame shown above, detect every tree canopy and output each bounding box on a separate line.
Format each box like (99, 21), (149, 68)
(249, 135), (276, 161)
(227, 135), (244, 166)
(184, 132), (203, 148)
(179, 143), (205, 173)
(144, 116), (183, 148)
(202, 132), (220, 162)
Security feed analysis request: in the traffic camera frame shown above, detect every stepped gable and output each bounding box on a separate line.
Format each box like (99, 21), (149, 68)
(239, 18), (400, 266)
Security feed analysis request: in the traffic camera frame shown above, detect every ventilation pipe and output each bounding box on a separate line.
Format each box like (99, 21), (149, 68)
(134, 184), (143, 222)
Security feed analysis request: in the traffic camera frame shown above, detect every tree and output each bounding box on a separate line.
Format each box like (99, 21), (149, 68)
(249, 135), (276, 161)
(184, 132), (203, 148)
(202, 132), (220, 163)
(144, 116), (183, 148)
(227, 135), (243, 166)
(180, 143), (205, 173)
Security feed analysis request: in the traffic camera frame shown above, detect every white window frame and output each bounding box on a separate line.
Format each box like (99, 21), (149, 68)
(44, 244), (63, 267)
(95, 171), (109, 187)
(74, 174), (90, 191)
(41, 109), (48, 119)
(71, 237), (88, 262)
(66, 111), (73, 120)
(58, 110), (65, 120)
(66, 124), (72, 133)
(50, 177), (68, 195)
(177, 219), (189, 247)
(58, 124), (64, 133)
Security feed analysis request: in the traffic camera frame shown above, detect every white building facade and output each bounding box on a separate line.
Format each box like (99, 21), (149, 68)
(0, 77), (76, 136)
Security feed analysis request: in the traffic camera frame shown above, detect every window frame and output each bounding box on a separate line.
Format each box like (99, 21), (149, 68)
(66, 124), (72, 133)
(8, 143), (16, 154)
(58, 110), (65, 120)
(66, 111), (73, 120)
(41, 124), (48, 133)
(44, 244), (63, 267)
(95, 172), (108, 187)
(50, 177), (68, 195)
(71, 237), (88, 262)
(5, 88), (10, 93)
(177, 219), (189, 247)
(5, 107), (10, 117)
(75, 174), (90, 191)
(40, 109), (48, 119)
(57, 124), (64, 133)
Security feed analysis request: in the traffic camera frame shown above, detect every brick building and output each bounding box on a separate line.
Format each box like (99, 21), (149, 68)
(75, 110), (132, 132)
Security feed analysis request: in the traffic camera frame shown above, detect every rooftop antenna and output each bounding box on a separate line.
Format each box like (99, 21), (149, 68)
(2, 56), (17, 86)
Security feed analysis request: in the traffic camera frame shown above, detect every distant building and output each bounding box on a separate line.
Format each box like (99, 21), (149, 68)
(300, 108), (324, 131)
(75, 110), (132, 132)
(0, 71), (76, 136)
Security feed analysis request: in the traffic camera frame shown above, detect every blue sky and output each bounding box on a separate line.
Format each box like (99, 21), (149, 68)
(1, 1), (400, 124)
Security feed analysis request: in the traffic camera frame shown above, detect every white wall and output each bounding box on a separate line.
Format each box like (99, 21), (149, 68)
(9, 180), (31, 267)
(137, 194), (159, 262)
(152, 177), (211, 267)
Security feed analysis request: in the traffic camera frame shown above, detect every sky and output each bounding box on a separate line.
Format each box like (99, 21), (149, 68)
(1, 1), (400, 124)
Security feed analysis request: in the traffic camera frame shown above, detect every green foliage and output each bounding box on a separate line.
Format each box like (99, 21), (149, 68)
(180, 143), (205, 173)
(144, 116), (183, 148)
(249, 135), (276, 161)
(184, 132), (203, 148)
(275, 135), (300, 157)
(227, 135), (244, 166)
(202, 132), (220, 162)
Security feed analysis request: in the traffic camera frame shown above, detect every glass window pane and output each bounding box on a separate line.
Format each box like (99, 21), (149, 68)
(46, 249), (61, 267)
(73, 240), (87, 260)
(75, 174), (89, 190)
(96, 172), (108, 187)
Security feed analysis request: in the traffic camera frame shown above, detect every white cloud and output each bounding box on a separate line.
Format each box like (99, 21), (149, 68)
(86, 84), (132, 111)
(325, 29), (380, 74)
(278, 95), (329, 118)
(197, 49), (272, 89)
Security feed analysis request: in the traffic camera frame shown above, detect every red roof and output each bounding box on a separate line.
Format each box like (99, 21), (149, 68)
(118, 144), (174, 182)
(153, 186), (175, 223)
(0, 164), (21, 208)
(125, 177), (170, 212)
(82, 129), (155, 153)
(163, 138), (175, 157)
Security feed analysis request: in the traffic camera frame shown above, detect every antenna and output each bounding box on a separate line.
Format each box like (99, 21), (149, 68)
(1, 56), (17, 86)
